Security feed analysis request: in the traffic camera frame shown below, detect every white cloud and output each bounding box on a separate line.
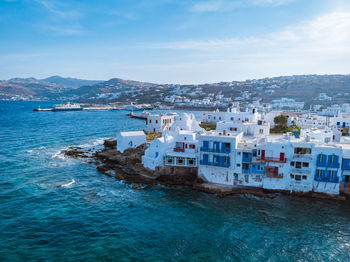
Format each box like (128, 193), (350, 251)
(144, 11), (350, 83)
(251, 0), (295, 6)
(190, 0), (243, 13)
(35, 0), (82, 20)
(190, 0), (295, 13)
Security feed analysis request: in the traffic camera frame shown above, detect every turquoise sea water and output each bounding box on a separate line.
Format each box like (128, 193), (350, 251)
(0, 101), (350, 261)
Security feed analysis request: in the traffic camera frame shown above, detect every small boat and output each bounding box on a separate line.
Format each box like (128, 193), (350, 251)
(123, 102), (143, 111)
(52, 102), (83, 112)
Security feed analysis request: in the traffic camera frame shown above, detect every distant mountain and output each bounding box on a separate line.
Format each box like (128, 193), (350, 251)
(0, 76), (102, 100)
(41, 76), (101, 88)
(2, 74), (350, 105)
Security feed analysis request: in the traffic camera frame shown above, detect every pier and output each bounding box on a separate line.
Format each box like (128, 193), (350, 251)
(33, 106), (123, 112)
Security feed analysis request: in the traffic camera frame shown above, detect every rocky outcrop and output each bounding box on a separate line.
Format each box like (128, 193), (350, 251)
(61, 139), (347, 200)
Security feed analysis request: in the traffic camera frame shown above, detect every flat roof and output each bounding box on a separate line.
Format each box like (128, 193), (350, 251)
(119, 131), (145, 136)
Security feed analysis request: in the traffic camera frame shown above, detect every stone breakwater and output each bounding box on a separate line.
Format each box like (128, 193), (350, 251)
(61, 139), (347, 200)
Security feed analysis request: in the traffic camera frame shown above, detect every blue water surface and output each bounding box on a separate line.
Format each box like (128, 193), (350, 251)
(0, 101), (349, 261)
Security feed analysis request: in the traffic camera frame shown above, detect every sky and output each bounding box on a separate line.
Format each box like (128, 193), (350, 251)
(0, 0), (350, 84)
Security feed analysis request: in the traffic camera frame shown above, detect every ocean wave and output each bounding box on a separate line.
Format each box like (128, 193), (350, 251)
(51, 137), (110, 160)
(57, 179), (76, 188)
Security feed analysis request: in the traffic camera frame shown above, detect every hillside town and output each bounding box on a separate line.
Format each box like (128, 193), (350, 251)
(2, 75), (350, 108)
(115, 102), (350, 198)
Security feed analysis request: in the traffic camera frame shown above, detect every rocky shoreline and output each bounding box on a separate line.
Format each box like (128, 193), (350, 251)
(61, 138), (348, 201)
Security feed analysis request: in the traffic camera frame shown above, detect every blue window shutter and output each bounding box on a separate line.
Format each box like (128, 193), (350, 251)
(203, 141), (209, 148)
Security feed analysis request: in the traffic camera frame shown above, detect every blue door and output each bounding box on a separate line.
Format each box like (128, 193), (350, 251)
(203, 154), (209, 164)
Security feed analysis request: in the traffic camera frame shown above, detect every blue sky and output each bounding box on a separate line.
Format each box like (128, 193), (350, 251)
(1, 0), (350, 83)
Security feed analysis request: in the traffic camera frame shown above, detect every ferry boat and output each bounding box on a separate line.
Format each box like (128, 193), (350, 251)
(52, 102), (83, 111)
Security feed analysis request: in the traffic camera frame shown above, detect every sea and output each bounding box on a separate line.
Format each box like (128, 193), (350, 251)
(0, 101), (350, 261)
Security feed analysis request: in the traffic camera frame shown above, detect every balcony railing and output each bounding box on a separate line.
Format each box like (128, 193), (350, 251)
(257, 157), (287, 163)
(200, 147), (230, 154)
(316, 161), (340, 168)
(314, 175), (339, 183)
(242, 156), (252, 163)
(199, 160), (230, 168)
(174, 148), (185, 152)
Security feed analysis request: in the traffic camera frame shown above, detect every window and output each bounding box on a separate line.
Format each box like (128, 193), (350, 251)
(188, 159), (194, 165)
(319, 154), (325, 163)
(203, 154), (209, 163)
(329, 155), (336, 164)
(243, 163), (249, 170)
(223, 156), (229, 164)
(155, 152), (159, 157)
(259, 129), (264, 134)
(203, 141), (209, 148)
(294, 148), (312, 154)
(237, 163), (241, 167)
(295, 162), (301, 168)
(329, 170), (335, 179)
(213, 155), (220, 163)
(290, 161), (295, 166)
(302, 162), (309, 167)
(295, 175), (301, 181)
(238, 152), (241, 155)
(231, 117), (234, 121)
(149, 120), (151, 123)
(302, 175), (307, 180)
(257, 164), (263, 171)
(156, 120), (158, 124)
(290, 174), (294, 179)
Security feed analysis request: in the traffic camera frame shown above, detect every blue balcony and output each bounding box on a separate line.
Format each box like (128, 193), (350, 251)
(242, 153), (252, 163)
(200, 147), (213, 152)
(316, 155), (340, 168)
(314, 175), (339, 183)
(342, 158), (350, 171)
(200, 147), (230, 154)
(314, 170), (339, 183)
(327, 162), (340, 168)
(200, 160), (230, 168)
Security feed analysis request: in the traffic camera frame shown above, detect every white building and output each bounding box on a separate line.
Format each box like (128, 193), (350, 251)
(319, 93), (332, 101)
(165, 130), (199, 168)
(171, 113), (203, 132)
(116, 131), (146, 153)
(271, 98), (304, 109)
(198, 131), (243, 185)
(216, 121), (270, 137)
(144, 113), (177, 133)
(142, 133), (174, 170)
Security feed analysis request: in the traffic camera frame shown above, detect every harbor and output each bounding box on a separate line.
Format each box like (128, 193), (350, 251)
(33, 102), (152, 112)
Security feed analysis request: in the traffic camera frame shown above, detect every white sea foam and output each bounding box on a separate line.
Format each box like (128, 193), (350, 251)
(58, 179), (76, 188)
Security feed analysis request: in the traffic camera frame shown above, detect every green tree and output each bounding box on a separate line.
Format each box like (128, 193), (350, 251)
(274, 115), (288, 128)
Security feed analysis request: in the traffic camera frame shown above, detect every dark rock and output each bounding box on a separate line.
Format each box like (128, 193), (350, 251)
(104, 139), (117, 149)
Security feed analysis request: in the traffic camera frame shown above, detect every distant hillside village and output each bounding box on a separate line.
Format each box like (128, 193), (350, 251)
(2, 75), (350, 109)
(116, 102), (350, 198)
